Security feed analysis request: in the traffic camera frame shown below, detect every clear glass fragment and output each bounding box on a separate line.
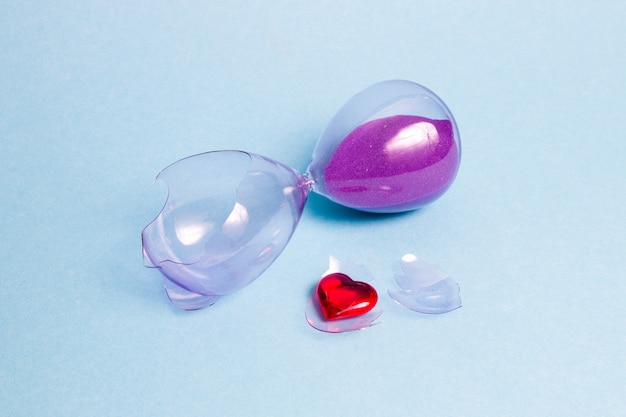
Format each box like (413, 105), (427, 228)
(388, 253), (462, 314)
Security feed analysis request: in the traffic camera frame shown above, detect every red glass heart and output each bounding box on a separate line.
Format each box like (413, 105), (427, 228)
(316, 273), (378, 320)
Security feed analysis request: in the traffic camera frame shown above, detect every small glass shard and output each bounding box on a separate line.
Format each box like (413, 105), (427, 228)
(389, 253), (462, 314)
(396, 253), (448, 288)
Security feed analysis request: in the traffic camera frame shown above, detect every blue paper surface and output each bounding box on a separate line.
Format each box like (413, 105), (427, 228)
(1, 1), (625, 416)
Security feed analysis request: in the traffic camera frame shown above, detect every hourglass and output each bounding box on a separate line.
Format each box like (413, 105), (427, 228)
(141, 80), (461, 310)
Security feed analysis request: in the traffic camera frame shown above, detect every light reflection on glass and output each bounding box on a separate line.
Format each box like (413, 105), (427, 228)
(175, 220), (213, 246)
(384, 122), (439, 155)
(222, 202), (249, 239)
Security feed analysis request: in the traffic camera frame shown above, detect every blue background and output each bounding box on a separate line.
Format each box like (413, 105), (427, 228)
(1, 1), (625, 416)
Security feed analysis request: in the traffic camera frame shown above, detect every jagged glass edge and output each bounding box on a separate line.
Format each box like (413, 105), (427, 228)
(389, 253), (462, 314)
(141, 150), (251, 269)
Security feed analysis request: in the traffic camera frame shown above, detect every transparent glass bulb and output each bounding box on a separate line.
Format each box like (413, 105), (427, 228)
(142, 151), (309, 310)
(308, 80), (460, 213)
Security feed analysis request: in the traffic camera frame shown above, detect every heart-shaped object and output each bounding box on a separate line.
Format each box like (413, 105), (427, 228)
(316, 273), (378, 320)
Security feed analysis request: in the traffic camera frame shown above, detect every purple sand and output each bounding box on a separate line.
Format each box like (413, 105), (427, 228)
(324, 115), (459, 210)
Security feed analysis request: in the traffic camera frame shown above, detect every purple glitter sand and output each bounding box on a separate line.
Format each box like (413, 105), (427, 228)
(323, 115), (459, 211)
